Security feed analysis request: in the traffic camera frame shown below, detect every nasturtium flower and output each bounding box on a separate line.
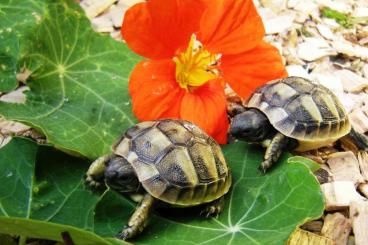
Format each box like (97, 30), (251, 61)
(122, 0), (288, 144)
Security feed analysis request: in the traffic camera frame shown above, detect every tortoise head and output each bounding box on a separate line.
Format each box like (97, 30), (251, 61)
(230, 108), (272, 143)
(105, 156), (141, 194)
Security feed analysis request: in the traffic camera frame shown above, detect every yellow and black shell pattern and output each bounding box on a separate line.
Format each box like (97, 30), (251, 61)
(113, 119), (231, 207)
(247, 76), (351, 151)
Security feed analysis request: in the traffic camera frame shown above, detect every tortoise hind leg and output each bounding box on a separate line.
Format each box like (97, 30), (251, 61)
(260, 132), (294, 173)
(348, 128), (368, 151)
(200, 196), (225, 218)
(117, 193), (156, 240)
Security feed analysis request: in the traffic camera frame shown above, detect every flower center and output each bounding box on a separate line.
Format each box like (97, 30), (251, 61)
(173, 34), (220, 91)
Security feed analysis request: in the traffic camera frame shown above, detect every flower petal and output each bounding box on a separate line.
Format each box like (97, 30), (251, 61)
(221, 41), (288, 99)
(198, 0), (264, 55)
(180, 80), (229, 143)
(122, 0), (205, 59)
(210, 110), (229, 144)
(129, 59), (185, 120)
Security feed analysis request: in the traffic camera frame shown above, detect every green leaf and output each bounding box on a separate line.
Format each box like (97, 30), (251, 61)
(0, 217), (125, 245)
(0, 0), (48, 92)
(287, 156), (321, 172)
(94, 142), (324, 245)
(0, 137), (127, 245)
(0, 0), (141, 159)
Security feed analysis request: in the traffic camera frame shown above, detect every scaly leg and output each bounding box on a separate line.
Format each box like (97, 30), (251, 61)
(200, 196), (225, 218)
(260, 132), (289, 173)
(117, 193), (156, 240)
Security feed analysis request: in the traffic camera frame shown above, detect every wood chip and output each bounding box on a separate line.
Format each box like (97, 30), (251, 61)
(340, 93), (368, 113)
(357, 151), (368, 181)
(0, 86), (28, 103)
(332, 40), (368, 61)
(287, 228), (333, 245)
(336, 69), (368, 93)
(350, 201), (368, 245)
(311, 72), (343, 94)
(288, 0), (319, 15)
(286, 65), (311, 79)
(358, 183), (368, 199)
(353, 7), (368, 18)
(0, 119), (30, 135)
(327, 152), (365, 185)
(321, 212), (352, 245)
(110, 30), (122, 41)
(0, 135), (11, 149)
(109, 4), (125, 27)
(260, 0), (286, 13)
(16, 69), (32, 83)
(321, 181), (366, 211)
(297, 38), (336, 61)
(81, 0), (117, 19)
(91, 14), (114, 33)
(316, 24), (335, 40)
(319, 0), (353, 14)
(263, 11), (296, 34)
(349, 104), (368, 134)
(363, 64), (368, 79)
(301, 220), (323, 233)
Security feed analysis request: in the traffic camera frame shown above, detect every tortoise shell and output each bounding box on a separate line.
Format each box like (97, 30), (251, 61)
(247, 76), (351, 151)
(113, 119), (231, 206)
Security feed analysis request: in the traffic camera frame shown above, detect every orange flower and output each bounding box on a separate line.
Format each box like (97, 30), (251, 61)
(122, 0), (288, 144)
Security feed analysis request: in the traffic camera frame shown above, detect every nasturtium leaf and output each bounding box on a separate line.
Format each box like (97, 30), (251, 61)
(0, 0), (48, 92)
(0, 137), (127, 245)
(0, 217), (126, 245)
(94, 142), (324, 245)
(287, 156), (321, 172)
(0, 0), (141, 159)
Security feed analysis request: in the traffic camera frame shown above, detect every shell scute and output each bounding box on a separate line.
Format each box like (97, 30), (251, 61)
(132, 127), (172, 163)
(157, 120), (194, 145)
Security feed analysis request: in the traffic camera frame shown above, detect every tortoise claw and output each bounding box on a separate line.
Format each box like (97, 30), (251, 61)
(116, 225), (137, 240)
(200, 206), (221, 218)
(200, 197), (224, 218)
(84, 174), (106, 192)
(115, 229), (130, 240)
(258, 164), (268, 175)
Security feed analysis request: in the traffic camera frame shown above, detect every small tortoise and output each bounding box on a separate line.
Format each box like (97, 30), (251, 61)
(86, 119), (231, 240)
(230, 76), (368, 173)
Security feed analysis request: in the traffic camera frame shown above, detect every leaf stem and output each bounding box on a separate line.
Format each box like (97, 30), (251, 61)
(19, 235), (27, 245)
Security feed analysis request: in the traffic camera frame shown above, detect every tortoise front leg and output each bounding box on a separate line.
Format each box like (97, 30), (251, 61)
(85, 155), (110, 188)
(117, 193), (156, 240)
(260, 132), (290, 173)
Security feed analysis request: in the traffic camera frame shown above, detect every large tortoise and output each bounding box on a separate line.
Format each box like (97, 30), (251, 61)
(230, 76), (368, 173)
(86, 119), (231, 240)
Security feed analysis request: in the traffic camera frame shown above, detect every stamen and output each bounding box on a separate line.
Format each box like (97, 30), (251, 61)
(173, 34), (221, 91)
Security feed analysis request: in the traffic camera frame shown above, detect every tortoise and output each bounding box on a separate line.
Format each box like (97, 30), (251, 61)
(86, 119), (232, 240)
(230, 76), (368, 173)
